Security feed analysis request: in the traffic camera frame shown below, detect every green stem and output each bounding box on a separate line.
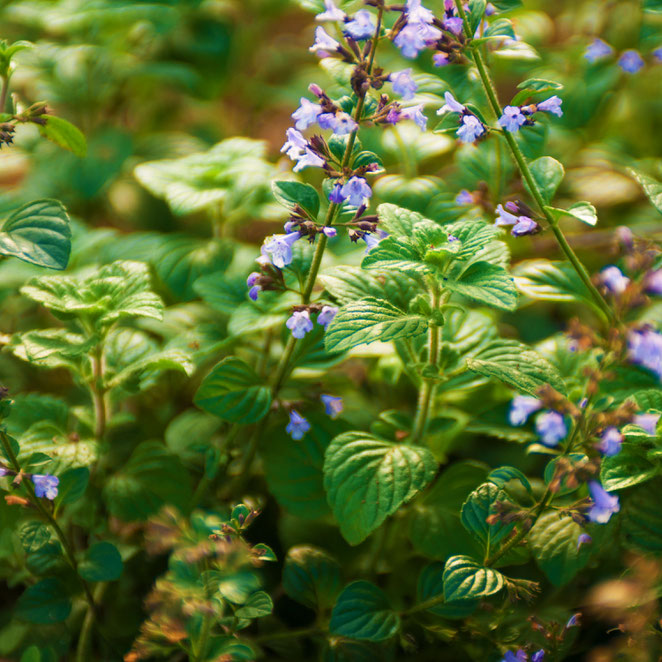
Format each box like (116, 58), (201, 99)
(452, 0), (615, 325)
(90, 343), (106, 442)
(0, 75), (8, 113)
(75, 583), (107, 662)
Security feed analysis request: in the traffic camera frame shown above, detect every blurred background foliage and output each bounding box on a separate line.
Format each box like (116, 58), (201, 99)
(0, 0), (661, 659)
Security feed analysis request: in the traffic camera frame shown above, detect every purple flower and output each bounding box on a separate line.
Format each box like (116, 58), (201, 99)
(633, 413), (660, 435)
(438, 91), (465, 114)
(498, 106), (526, 133)
(509, 395), (542, 426)
(344, 10), (375, 41)
(362, 232), (385, 253)
(587, 481), (620, 524)
(329, 183), (345, 204)
(407, 0), (435, 24)
(485, 3), (497, 15)
(333, 112), (358, 135)
(455, 189), (473, 205)
(433, 52), (449, 67)
(292, 98), (322, 130)
(316, 0), (345, 22)
(321, 394), (343, 418)
(391, 69), (418, 100)
(394, 22), (441, 58)
(32, 474), (59, 500)
(585, 38), (613, 62)
(443, 16), (464, 35)
(536, 411), (567, 447)
(511, 217), (539, 237)
(341, 177), (372, 207)
(401, 104), (427, 130)
(457, 115), (484, 143)
(286, 410), (311, 440)
(531, 652), (545, 662)
(0, 466), (11, 477)
(495, 203), (519, 226)
(502, 651), (527, 662)
(618, 49), (645, 73)
(577, 533), (592, 549)
(322, 226), (337, 237)
(317, 305), (338, 327)
(294, 149), (325, 172)
(310, 26), (341, 55)
(628, 328), (662, 380)
(597, 427), (623, 457)
(247, 272), (261, 301)
(537, 95), (563, 117)
(281, 128), (325, 172)
(286, 310), (314, 339)
(653, 47), (662, 63)
(600, 265), (629, 294)
(566, 613), (581, 628)
(263, 232), (301, 269)
(645, 270), (662, 295)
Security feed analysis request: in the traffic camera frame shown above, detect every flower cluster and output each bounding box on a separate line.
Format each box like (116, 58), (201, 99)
(495, 201), (539, 237)
(437, 91), (486, 143)
(286, 304), (338, 339)
(286, 394), (344, 440)
(585, 38), (662, 73)
(497, 96), (563, 133)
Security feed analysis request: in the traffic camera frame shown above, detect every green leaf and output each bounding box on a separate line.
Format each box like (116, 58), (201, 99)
(442, 555), (505, 601)
(416, 562), (479, 618)
(528, 512), (591, 586)
(600, 445), (659, 491)
(26, 541), (64, 576)
(528, 156), (564, 204)
(468, 0), (487, 32)
(460, 483), (515, 555)
(514, 259), (594, 305)
(235, 591), (273, 619)
(490, 0), (522, 10)
(444, 262), (517, 311)
(634, 389), (662, 411)
(329, 581), (400, 641)
(467, 340), (566, 396)
(361, 235), (431, 275)
(20, 260), (164, 326)
(547, 201), (598, 227)
(621, 481), (662, 552)
(0, 199), (71, 270)
(511, 77), (563, 105)
(55, 467), (89, 505)
(103, 441), (192, 521)
(272, 180), (320, 219)
(18, 521), (51, 553)
(324, 297), (428, 353)
(629, 169), (662, 215)
(15, 578), (71, 624)
(134, 137), (275, 216)
(375, 203), (427, 237)
(324, 432), (438, 545)
(408, 461), (488, 560)
(283, 546), (341, 610)
(263, 414), (343, 519)
(38, 116), (87, 157)
(9, 329), (94, 369)
(487, 466), (532, 494)
(483, 18), (516, 40)
(194, 357), (271, 424)
(78, 542), (123, 582)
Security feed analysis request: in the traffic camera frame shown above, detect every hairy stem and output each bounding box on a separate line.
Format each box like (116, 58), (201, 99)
(453, 0), (615, 324)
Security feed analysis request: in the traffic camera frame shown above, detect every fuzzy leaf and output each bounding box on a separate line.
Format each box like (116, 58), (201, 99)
(444, 261), (517, 311)
(283, 546), (341, 610)
(38, 116), (87, 157)
(528, 156), (564, 204)
(442, 556), (505, 601)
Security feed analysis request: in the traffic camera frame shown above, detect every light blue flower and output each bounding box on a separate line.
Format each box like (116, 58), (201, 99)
(286, 310), (314, 339)
(316, 0), (345, 22)
(535, 411), (567, 447)
(498, 106), (526, 133)
(509, 395), (542, 426)
(628, 328), (662, 380)
(292, 97), (322, 130)
(340, 177), (372, 207)
(585, 38), (613, 62)
(618, 49), (645, 73)
(391, 69), (418, 100)
(286, 410), (311, 440)
(310, 26), (341, 55)
(321, 394), (343, 418)
(633, 413), (660, 435)
(587, 481), (619, 523)
(344, 10), (375, 41)
(32, 474), (59, 500)
(537, 95), (563, 117)
(317, 305), (338, 328)
(600, 265), (629, 294)
(263, 232), (301, 268)
(457, 115), (484, 143)
(401, 104), (427, 130)
(597, 427), (623, 457)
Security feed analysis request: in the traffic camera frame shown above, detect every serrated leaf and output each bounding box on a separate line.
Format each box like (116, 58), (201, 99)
(461, 483), (515, 554)
(629, 169), (662, 215)
(283, 546), (341, 610)
(38, 116), (87, 157)
(18, 522), (51, 553)
(361, 236), (430, 275)
(15, 579), (71, 624)
(9, 329), (95, 369)
(20, 260), (163, 326)
(601, 445), (659, 491)
(235, 591), (273, 619)
(442, 555), (504, 601)
(0, 199), (71, 270)
(375, 203), (427, 237)
(272, 180), (320, 219)
(444, 261), (517, 311)
(634, 389), (662, 411)
(103, 441), (192, 521)
(329, 581), (400, 641)
(528, 156), (564, 204)
(325, 297), (428, 353)
(514, 259), (594, 306)
(528, 512), (591, 586)
(78, 542), (123, 582)
(416, 562), (479, 618)
(324, 432), (438, 545)
(194, 357), (271, 424)
(621, 481), (662, 552)
(467, 340), (566, 396)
